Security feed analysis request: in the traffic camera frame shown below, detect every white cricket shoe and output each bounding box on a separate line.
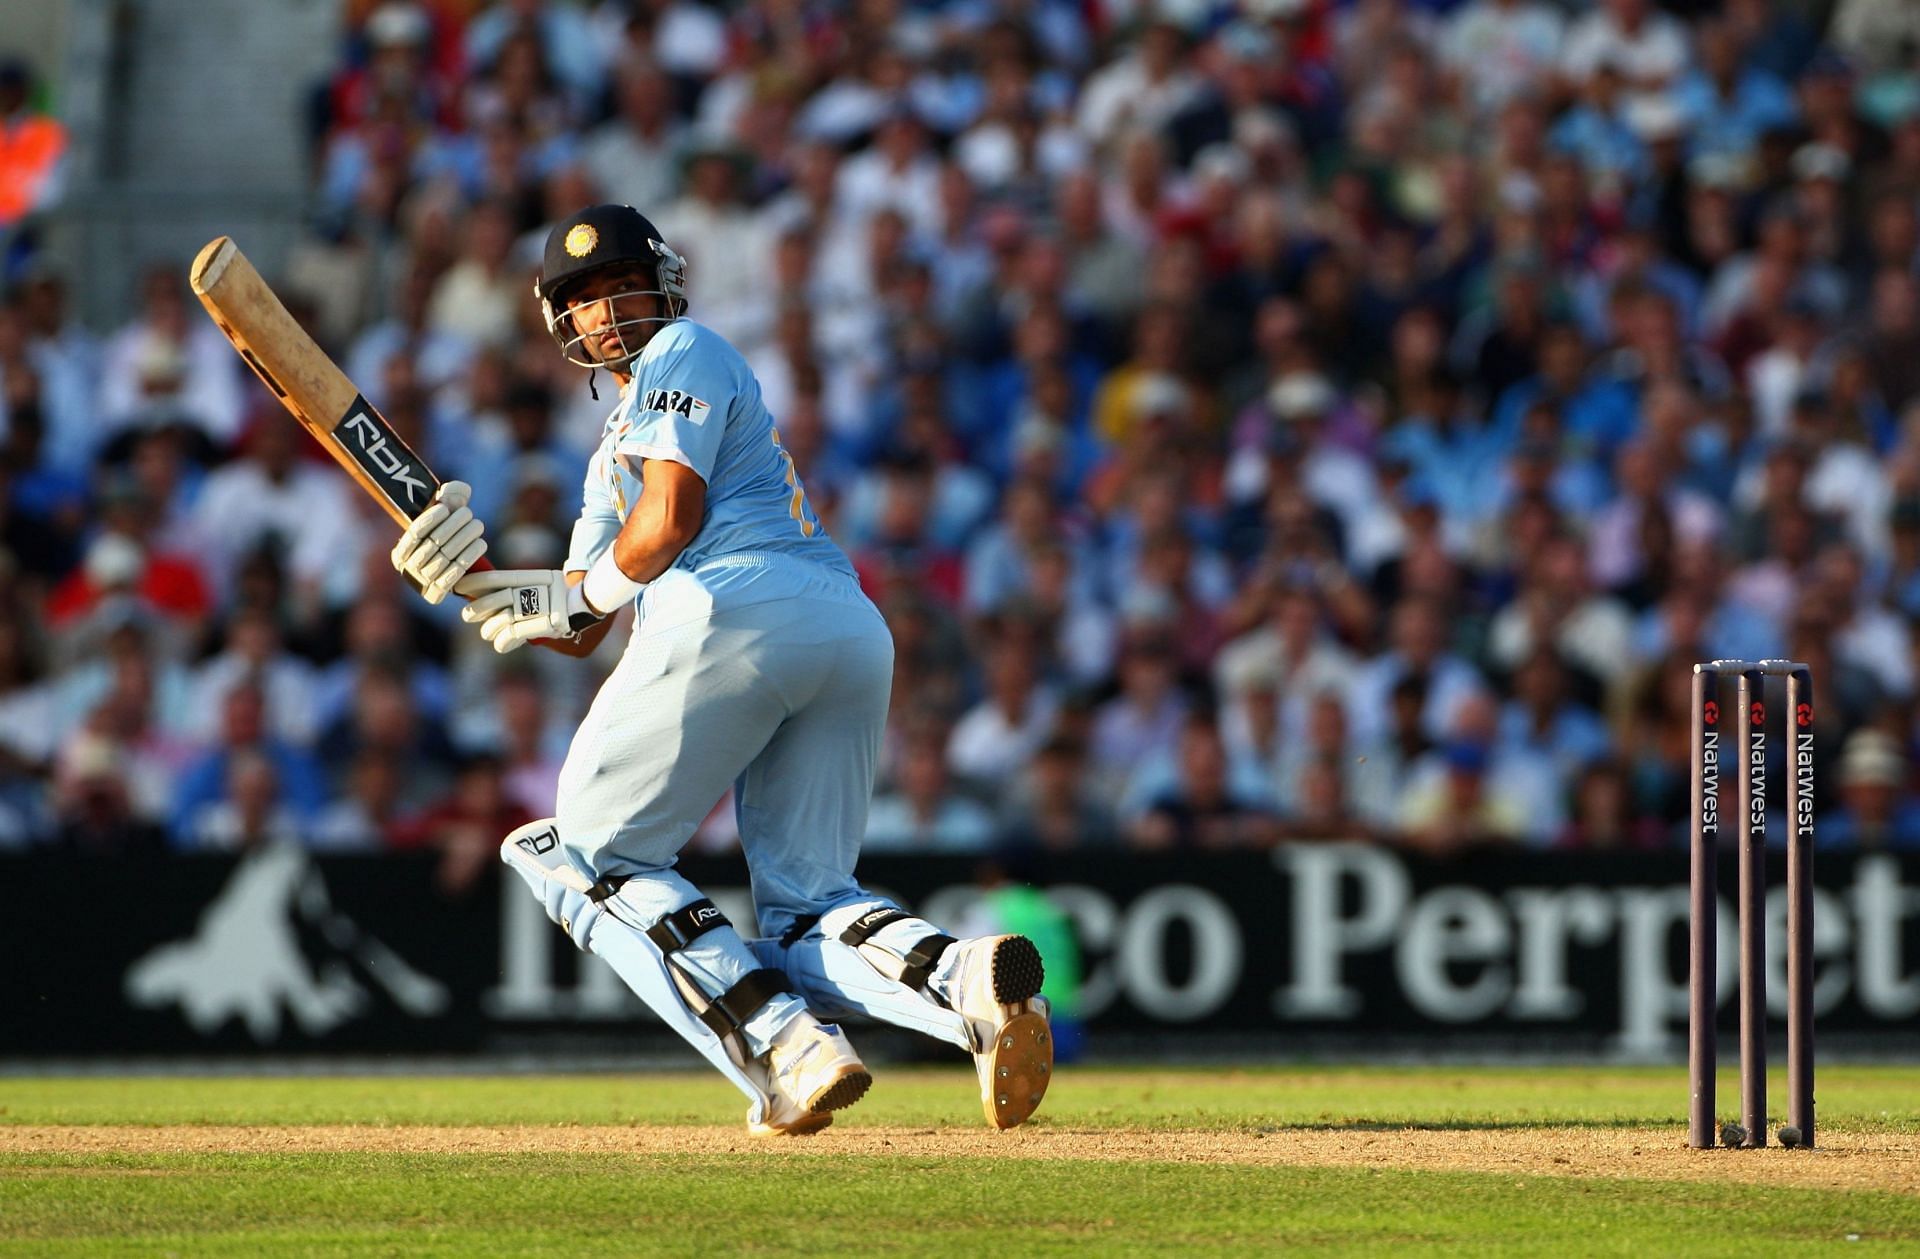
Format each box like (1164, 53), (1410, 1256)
(751, 1013), (872, 1136)
(940, 935), (1053, 1130)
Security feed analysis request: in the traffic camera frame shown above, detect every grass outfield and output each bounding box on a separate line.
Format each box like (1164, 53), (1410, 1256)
(4, 1065), (1918, 1255)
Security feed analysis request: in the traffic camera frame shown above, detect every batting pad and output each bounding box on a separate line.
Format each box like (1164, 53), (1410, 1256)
(770, 899), (975, 1051)
(500, 820), (808, 1123)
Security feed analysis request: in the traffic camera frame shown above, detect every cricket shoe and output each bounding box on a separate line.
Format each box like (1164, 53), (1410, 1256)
(751, 1013), (872, 1136)
(939, 935), (1053, 1130)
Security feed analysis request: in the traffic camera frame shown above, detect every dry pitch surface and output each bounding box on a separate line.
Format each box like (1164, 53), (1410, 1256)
(5, 1066), (1918, 1255)
(10, 1120), (1919, 1193)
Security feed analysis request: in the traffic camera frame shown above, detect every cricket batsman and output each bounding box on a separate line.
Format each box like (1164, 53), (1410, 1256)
(389, 204), (1052, 1134)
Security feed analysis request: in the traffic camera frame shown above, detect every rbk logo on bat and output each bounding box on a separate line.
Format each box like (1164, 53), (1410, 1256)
(336, 396), (433, 510)
(641, 388), (710, 425)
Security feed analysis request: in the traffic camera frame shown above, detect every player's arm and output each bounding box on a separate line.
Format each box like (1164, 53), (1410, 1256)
(540, 572), (617, 657)
(452, 460), (705, 655)
(457, 332), (727, 652)
(605, 458), (705, 585)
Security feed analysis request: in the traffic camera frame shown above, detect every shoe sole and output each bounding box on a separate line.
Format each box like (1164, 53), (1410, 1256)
(751, 1111), (833, 1137)
(990, 936), (1046, 1005)
(807, 1065), (873, 1116)
(749, 1065), (872, 1138)
(980, 1009), (1053, 1130)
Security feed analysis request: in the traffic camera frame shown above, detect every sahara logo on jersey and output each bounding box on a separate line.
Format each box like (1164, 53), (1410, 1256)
(642, 387), (711, 425)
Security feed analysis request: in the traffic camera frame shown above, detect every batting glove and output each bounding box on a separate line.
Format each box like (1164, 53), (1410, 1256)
(454, 568), (594, 654)
(391, 480), (488, 604)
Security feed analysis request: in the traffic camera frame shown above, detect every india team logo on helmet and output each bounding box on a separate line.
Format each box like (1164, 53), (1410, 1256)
(535, 204), (688, 371)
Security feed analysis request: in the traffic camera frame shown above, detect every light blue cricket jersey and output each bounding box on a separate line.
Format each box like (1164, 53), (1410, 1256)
(563, 320), (857, 601)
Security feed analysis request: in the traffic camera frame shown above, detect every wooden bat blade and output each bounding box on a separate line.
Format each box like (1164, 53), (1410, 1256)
(190, 236), (442, 527)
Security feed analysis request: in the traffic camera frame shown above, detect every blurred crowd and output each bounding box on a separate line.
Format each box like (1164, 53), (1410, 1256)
(4, 0), (1920, 877)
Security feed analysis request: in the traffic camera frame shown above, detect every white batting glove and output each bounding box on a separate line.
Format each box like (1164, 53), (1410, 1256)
(391, 480), (488, 604)
(454, 568), (587, 654)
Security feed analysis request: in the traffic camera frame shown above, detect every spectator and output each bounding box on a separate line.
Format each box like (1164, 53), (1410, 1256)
(1488, 532), (1635, 685)
(1674, 18), (1798, 163)
(13, 267), (99, 476)
(1000, 734), (1110, 851)
(1396, 735), (1530, 854)
(582, 57), (683, 211)
(0, 391), (85, 579)
(1054, 169), (1144, 330)
(12, 0), (1920, 870)
(47, 733), (167, 856)
(0, 58), (66, 232)
(965, 475), (1085, 618)
(1440, 0), (1565, 119)
(346, 264), (475, 405)
(426, 199), (526, 349)
(316, 665), (457, 810)
(1131, 715), (1277, 850)
(188, 412), (369, 617)
(44, 487), (212, 660)
(491, 666), (567, 817)
(177, 747), (307, 852)
(1347, 595), (1486, 746)
(1281, 751), (1369, 842)
(1589, 437), (1725, 597)
(171, 679), (328, 840)
(394, 752), (532, 893)
(1822, 729), (1920, 849)
(1557, 757), (1663, 849)
(947, 630), (1058, 791)
(98, 266), (244, 458)
(0, 608), (51, 841)
(311, 747), (407, 851)
(865, 728), (996, 853)
(1560, 0), (1690, 116)
(652, 140), (775, 349)
(312, 596), (451, 736)
(1399, 691), (1564, 849)
(1273, 689), (1352, 819)
(1812, 544), (1914, 699)
(1075, 15), (1202, 154)
(464, 0), (604, 108)
(1091, 630), (1190, 805)
(1497, 649), (1613, 780)
(1214, 582), (1357, 742)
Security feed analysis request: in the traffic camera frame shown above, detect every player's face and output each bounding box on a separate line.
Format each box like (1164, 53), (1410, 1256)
(566, 268), (664, 365)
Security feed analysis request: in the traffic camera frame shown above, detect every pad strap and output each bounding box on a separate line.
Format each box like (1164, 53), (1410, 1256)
(898, 933), (958, 991)
(780, 914), (821, 948)
(644, 899), (730, 954)
(697, 968), (791, 1037)
(588, 874), (628, 903)
(838, 907), (954, 991)
(839, 907), (912, 946)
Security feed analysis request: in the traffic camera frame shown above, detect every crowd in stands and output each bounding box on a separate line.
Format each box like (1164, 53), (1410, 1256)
(5, 0), (1920, 877)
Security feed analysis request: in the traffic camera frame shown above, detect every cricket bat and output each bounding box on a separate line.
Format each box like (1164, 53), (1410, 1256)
(189, 235), (491, 585)
(189, 235), (464, 532)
